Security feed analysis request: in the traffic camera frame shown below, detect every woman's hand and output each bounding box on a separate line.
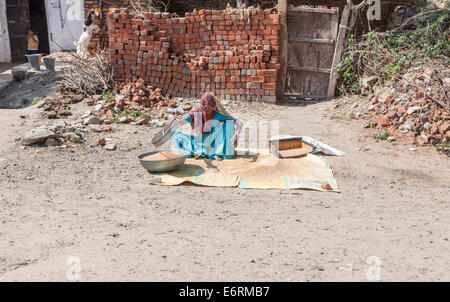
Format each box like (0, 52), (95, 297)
(232, 119), (243, 148)
(232, 133), (239, 148)
(234, 119), (243, 134)
(172, 112), (188, 128)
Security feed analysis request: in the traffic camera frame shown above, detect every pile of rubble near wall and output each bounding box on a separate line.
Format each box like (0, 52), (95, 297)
(83, 79), (194, 125)
(352, 65), (449, 145)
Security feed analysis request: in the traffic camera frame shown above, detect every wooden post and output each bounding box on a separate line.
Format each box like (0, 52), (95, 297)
(277, 0), (288, 101)
(327, 5), (350, 99)
(99, 0), (103, 49)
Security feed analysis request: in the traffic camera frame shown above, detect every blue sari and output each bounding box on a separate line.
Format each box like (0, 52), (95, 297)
(172, 112), (236, 159)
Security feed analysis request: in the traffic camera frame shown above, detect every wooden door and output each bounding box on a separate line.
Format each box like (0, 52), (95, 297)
(285, 6), (339, 99)
(5, 0), (30, 62)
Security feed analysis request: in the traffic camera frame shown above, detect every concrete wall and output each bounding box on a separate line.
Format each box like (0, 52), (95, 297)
(45, 0), (84, 53)
(0, 0), (11, 62)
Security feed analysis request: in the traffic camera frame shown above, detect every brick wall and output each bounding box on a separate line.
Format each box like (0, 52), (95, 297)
(168, 0), (427, 34)
(84, 0), (130, 48)
(168, 0), (423, 15)
(86, 1), (423, 49)
(107, 8), (280, 102)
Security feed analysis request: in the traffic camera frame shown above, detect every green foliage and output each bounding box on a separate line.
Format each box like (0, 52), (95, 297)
(349, 111), (356, 119)
(412, 125), (424, 134)
(336, 35), (361, 94)
(338, 7), (449, 94)
(102, 89), (117, 102)
(112, 108), (150, 123)
(374, 132), (389, 140)
(20, 98), (29, 105)
(31, 95), (46, 106)
(434, 140), (450, 153)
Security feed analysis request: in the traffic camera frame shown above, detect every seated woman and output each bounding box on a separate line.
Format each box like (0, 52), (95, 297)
(172, 93), (242, 160)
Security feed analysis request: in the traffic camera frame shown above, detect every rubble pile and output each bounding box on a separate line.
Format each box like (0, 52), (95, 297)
(37, 80), (196, 126)
(116, 78), (175, 110)
(352, 65), (449, 145)
(22, 121), (87, 147)
(21, 118), (119, 149)
(82, 79), (193, 125)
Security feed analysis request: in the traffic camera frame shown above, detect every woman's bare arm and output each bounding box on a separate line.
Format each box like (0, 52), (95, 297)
(231, 119), (243, 147)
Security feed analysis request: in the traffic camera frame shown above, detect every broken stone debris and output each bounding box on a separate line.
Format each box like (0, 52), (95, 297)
(105, 143), (117, 151)
(23, 128), (56, 145)
(44, 138), (59, 147)
(95, 138), (107, 146)
(84, 116), (101, 125)
(347, 65), (450, 146)
(62, 132), (82, 143)
(22, 117), (112, 147)
(89, 124), (104, 133)
(78, 79), (199, 126)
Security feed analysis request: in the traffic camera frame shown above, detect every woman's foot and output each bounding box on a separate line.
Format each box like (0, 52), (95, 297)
(214, 155), (223, 161)
(194, 154), (203, 160)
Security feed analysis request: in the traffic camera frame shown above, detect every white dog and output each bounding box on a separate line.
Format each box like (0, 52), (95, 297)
(76, 10), (100, 57)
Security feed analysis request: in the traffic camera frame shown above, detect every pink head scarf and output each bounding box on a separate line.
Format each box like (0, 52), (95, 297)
(189, 92), (217, 124)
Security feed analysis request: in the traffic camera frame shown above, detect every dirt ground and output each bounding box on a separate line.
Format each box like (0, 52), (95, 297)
(0, 96), (449, 281)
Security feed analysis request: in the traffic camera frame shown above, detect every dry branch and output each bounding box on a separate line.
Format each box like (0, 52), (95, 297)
(128, 0), (169, 18)
(59, 51), (114, 97)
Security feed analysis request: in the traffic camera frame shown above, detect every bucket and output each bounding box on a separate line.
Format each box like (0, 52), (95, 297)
(26, 54), (42, 71)
(43, 57), (56, 72)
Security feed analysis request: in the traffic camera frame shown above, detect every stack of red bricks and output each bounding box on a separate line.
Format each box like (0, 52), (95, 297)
(107, 8), (280, 102)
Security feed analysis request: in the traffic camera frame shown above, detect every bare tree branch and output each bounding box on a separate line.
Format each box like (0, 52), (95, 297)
(59, 51), (114, 96)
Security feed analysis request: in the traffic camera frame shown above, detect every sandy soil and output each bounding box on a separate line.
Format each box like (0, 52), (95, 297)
(0, 97), (449, 281)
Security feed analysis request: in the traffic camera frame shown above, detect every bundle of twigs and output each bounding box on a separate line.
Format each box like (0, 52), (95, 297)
(128, 0), (169, 18)
(59, 51), (114, 97)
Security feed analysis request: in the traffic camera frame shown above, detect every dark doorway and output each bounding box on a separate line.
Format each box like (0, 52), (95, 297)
(5, 0), (30, 62)
(28, 0), (50, 55)
(5, 0), (50, 63)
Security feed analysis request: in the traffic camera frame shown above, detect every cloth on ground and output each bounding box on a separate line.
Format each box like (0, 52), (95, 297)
(152, 148), (339, 191)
